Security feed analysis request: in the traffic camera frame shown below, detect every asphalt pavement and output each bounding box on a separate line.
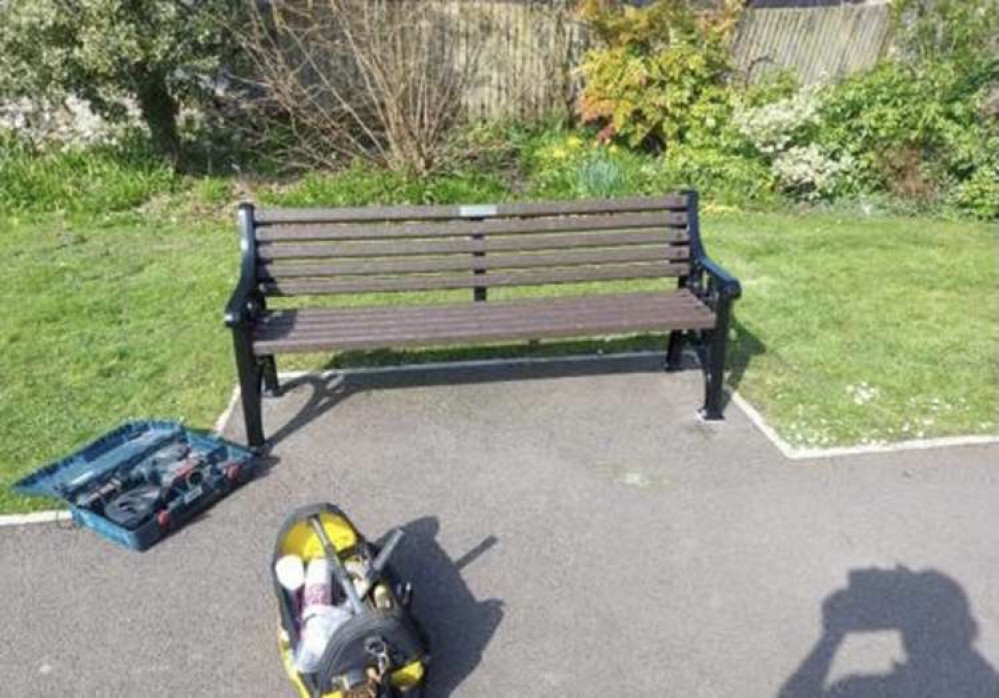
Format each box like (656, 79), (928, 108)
(2, 356), (997, 697)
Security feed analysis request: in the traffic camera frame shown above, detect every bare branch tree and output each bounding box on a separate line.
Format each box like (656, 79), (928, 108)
(236, 0), (489, 174)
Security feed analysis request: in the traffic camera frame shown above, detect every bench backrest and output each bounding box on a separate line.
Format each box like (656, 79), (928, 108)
(246, 195), (696, 300)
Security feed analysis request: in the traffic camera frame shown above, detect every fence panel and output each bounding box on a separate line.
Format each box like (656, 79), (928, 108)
(730, 1), (893, 85)
(457, 0), (587, 120)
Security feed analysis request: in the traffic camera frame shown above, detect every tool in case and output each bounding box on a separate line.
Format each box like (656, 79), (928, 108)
(14, 420), (256, 550)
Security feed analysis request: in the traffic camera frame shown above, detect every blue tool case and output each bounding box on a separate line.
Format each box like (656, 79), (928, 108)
(14, 421), (257, 551)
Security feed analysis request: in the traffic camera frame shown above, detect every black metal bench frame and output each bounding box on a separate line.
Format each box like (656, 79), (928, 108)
(224, 193), (741, 448)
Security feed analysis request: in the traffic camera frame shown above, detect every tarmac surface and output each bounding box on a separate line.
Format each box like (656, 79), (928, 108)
(2, 355), (998, 697)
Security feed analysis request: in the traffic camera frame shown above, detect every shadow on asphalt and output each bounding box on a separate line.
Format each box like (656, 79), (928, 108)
(267, 351), (678, 449)
(262, 326), (768, 448)
(389, 517), (503, 698)
(724, 318), (765, 409)
(778, 567), (999, 698)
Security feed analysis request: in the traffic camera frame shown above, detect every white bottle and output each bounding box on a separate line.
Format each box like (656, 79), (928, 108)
(294, 557), (351, 673)
(302, 557), (332, 616)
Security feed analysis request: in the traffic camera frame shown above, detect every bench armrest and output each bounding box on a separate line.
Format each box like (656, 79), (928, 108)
(684, 190), (741, 305)
(694, 253), (742, 301)
(224, 277), (258, 328)
(224, 203), (261, 328)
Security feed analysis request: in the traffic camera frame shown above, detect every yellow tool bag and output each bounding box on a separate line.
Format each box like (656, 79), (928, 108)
(273, 503), (429, 698)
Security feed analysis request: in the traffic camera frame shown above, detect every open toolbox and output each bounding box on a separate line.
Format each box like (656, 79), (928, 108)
(14, 421), (257, 551)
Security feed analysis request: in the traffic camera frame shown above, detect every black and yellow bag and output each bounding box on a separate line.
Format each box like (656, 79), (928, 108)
(273, 503), (429, 698)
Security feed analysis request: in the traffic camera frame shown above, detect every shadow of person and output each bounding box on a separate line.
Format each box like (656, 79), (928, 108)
(388, 517), (504, 697)
(778, 567), (999, 698)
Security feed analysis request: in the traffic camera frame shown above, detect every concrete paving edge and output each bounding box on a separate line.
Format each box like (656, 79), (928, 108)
(0, 510), (72, 526)
(730, 391), (999, 460)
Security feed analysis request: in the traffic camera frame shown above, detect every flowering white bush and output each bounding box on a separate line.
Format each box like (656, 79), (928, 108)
(732, 89), (855, 199)
(0, 96), (139, 149)
(733, 91), (819, 155)
(773, 144), (855, 200)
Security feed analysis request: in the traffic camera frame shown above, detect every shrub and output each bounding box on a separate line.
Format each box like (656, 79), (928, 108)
(771, 145), (856, 201)
(734, 91), (819, 157)
(814, 57), (997, 210)
(803, 0), (999, 213)
(239, 0), (486, 174)
(892, 0), (999, 74)
(576, 0), (741, 150)
(655, 145), (775, 205)
(946, 165), (999, 220)
(0, 0), (239, 166)
(734, 90), (856, 200)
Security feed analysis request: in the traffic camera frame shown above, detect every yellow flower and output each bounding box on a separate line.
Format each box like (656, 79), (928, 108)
(704, 202), (740, 214)
(548, 146), (568, 160)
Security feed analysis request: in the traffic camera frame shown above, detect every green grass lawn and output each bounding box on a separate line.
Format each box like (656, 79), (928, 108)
(709, 210), (997, 449)
(1, 207), (995, 513)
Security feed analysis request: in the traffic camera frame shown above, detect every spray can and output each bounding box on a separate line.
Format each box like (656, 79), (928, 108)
(302, 557), (332, 616)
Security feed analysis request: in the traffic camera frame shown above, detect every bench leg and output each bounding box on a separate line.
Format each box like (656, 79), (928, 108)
(261, 355), (281, 397)
(231, 328), (266, 448)
(665, 330), (685, 371)
(700, 301), (732, 421)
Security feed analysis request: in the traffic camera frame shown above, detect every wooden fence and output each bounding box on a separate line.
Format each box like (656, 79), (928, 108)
(457, 0), (893, 120)
(455, 0), (588, 121)
(271, 0), (895, 121)
(732, 0), (893, 86)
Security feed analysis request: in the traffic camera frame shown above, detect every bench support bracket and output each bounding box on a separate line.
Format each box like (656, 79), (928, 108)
(261, 356), (281, 397)
(665, 330), (685, 371)
(700, 296), (731, 420)
(232, 327), (266, 448)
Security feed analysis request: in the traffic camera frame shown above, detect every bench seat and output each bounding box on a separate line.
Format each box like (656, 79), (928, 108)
(225, 194), (741, 447)
(253, 290), (716, 354)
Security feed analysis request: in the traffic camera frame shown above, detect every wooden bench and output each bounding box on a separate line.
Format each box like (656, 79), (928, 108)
(224, 193), (741, 447)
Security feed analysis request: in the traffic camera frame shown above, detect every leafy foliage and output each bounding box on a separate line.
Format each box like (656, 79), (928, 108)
(810, 0), (999, 214)
(722, 0), (999, 213)
(734, 91), (856, 200)
(656, 145), (775, 205)
(576, 0), (741, 149)
(891, 0), (999, 72)
(0, 0), (239, 164)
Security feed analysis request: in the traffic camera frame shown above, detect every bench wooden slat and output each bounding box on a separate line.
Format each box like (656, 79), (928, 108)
(257, 230), (688, 260)
(255, 211), (687, 242)
(252, 292), (713, 354)
(260, 304), (709, 343)
(259, 291), (708, 332)
(259, 247), (690, 279)
(254, 195), (690, 225)
(262, 262), (688, 296)
(258, 308), (712, 346)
